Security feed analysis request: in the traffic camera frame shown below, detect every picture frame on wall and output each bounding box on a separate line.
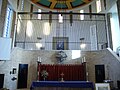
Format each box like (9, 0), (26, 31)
(53, 37), (68, 50)
(95, 83), (110, 90)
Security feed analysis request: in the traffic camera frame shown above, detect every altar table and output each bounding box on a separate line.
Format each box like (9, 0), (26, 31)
(30, 81), (94, 90)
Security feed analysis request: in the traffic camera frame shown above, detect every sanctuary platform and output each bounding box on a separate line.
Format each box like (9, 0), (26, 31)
(30, 81), (94, 90)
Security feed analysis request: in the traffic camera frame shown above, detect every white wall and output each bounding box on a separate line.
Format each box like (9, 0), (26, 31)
(8, 0), (17, 11)
(110, 3), (120, 52)
(0, 48), (120, 90)
(0, 37), (12, 60)
(106, 0), (117, 12)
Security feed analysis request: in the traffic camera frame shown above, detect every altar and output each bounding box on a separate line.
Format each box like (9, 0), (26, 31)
(30, 81), (94, 90)
(32, 63), (94, 90)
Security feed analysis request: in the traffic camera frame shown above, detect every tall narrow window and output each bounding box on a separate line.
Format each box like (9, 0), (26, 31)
(96, 0), (101, 13)
(3, 7), (13, 38)
(38, 9), (41, 19)
(80, 10), (84, 20)
(21, 0), (24, 11)
(0, 0), (2, 15)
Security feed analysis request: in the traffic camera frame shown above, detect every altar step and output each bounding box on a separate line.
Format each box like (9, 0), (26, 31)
(33, 87), (92, 90)
(111, 88), (120, 90)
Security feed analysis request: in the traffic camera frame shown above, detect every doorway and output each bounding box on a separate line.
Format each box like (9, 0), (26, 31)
(95, 65), (105, 83)
(0, 74), (4, 89)
(17, 64), (28, 89)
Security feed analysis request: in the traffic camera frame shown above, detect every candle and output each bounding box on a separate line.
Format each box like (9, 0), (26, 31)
(86, 72), (88, 76)
(37, 57), (39, 62)
(39, 57), (41, 62)
(82, 58), (84, 63)
(84, 57), (86, 62)
(38, 57), (41, 62)
(86, 72), (89, 81)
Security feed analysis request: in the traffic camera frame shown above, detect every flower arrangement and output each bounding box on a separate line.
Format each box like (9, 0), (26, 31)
(41, 70), (48, 80)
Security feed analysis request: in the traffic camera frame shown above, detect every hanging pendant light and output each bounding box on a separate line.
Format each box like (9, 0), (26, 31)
(49, 11), (52, 25)
(70, 11), (73, 26)
(30, 4), (33, 19)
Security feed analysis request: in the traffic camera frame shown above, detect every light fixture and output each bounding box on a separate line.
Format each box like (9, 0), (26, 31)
(59, 14), (63, 23)
(38, 9), (41, 19)
(26, 20), (33, 37)
(80, 38), (85, 41)
(80, 43), (86, 49)
(70, 11), (73, 26)
(49, 11), (52, 25)
(37, 37), (42, 40)
(80, 38), (86, 49)
(36, 43), (42, 49)
(30, 4), (33, 19)
(37, 37), (45, 50)
(80, 10), (84, 20)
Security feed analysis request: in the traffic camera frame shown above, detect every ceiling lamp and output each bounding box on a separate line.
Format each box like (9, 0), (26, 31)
(80, 38), (86, 49)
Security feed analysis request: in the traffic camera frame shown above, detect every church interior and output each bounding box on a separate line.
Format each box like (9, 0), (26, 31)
(0, 0), (120, 90)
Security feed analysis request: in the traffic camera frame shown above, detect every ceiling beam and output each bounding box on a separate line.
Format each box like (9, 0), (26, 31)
(66, 1), (72, 9)
(50, 2), (57, 9)
(82, 0), (91, 3)
(31, 0), (40, 3)
(18, 12), (105, 16)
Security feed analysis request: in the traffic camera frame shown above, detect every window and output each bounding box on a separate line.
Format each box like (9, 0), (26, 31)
(72, 50), (81, 59)
(96, 0), (101, 13)
(3, 6), (13, 38)
(38, 9), (41, 19)
(80, 10), (84, 20)
(0, 0), (2, 15)
(21, 0), (24, 11)
(59, 14), (63, 23)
